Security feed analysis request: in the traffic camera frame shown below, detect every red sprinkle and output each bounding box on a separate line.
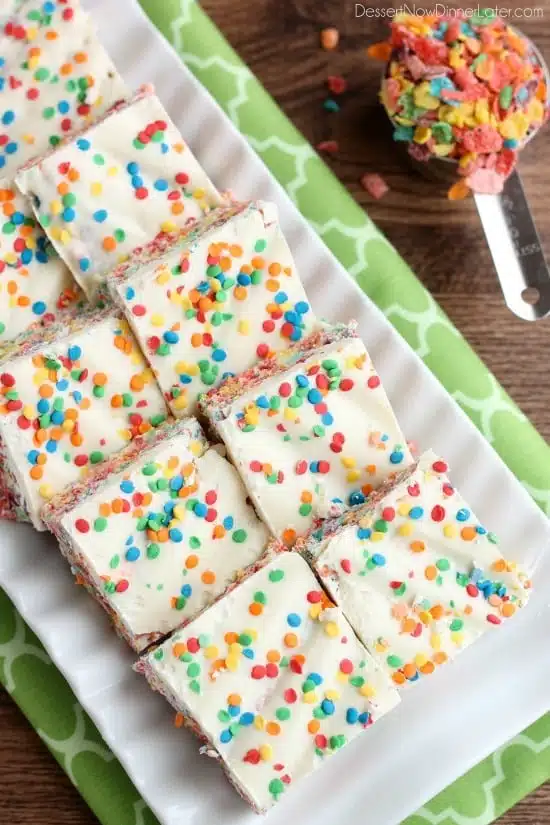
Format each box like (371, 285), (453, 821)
(75, 519), (89, 533)
(327, 75), (347, 94)
(251, 665), (266, 680)
(360, 173), (390, 200)
(339, 658), (353, 674)
(316, 140), (339, 154)
(340, 558), (352, 574)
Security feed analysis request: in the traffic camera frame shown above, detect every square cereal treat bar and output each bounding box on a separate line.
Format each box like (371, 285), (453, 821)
(0, 179), (82, 344)
(298, 450), (532, 688)
(137, 552), (400, 813)
(16, 87), (225, 299)
(0, 304), (168, 529)
(108, 201), (317, 416)
(43, 417), (271, 651)
(0, 1), (128, 177)
(200, 324), (412, 543)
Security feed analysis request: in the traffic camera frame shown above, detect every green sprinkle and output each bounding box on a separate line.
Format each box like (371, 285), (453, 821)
(142, 463), (157, 476)
(108, 555), (120, 569)
(94, 517), (107, 532)
(218, 710), (231, 723)
(232, 529), (247, 543)
(302, 679), (316, 693)
(89, 450), (104, 464)
(268, 569), (285, 582)
(349, 676), (365, 688)
(299, 503), (312, 517)
(253, 590), (267, 604)
(269, 779), (284, 798)
(93, 153), (105, 165)
(189, 536), (201, 549)
(239, 633), (253, 646)
(114, 228), (126, 243)
(147, 543), (160, 560)
(387, 654), (403, 668)
(187, 662), (201, 678)
(153, 648), (164, 661)
(175, 596), (187, 610)
(450, 619), (464, 632)
(150, 413), (166, 427)
(276, 707), (291, 721)
(436, 558), (451, 571)
(189, 680), (201, 694)
(254, 238), (267, 252)
(373, 519), (388, 533)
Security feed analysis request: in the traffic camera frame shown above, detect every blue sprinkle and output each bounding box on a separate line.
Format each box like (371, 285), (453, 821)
(50, 411), (64, 425)
(120, 480), (134, 494)
(32, 301), (46, 316)
(169, 528), (183, 543)
(11, 211), (24, 225)
(211, 349), (226, 362)
(242, 648), (254, 659)
(295, 301), (309, 314)
(77, 138), (91, 151)
(476, 525), (487, 535)
(56, 379), (69, 391)
(37, 399), (50, 413)
(390, 450), (405, 465)
(310, 461), (319, 473)
(504, 138), (518, 149)
(346, 707), (359, 724)
(46, 440), (57, 453)
(308, 672), (323, 685)
(0, 157), (6, 169)
(5, 142), (17, 155)
(290, 327), (302, 341)
(181, 583), (192, 598)
(36, 250), (48, 264)
(296, 375), (309, 388)
(93, 209), (108, 223)
(287, 613), (301, 627)
(79, 258), (90, 272)
(22, 249), (34, 266)
(429, 77), (455, 98)
(161, 143), (169, 154)
(125, 547), (140, 562)
(274, 291), (288, 305)
(154, 178), (169, 191)
(2, 110), (14, 125)
(357, 527), (372, 539)
(131, 175), (143, 188)
(393, 125), (415, 142)
(72, 391), (82, 403)
(62, 207), (76, 222)
(179, 374), (192, 384)
(164, 501), (175, 514)
(321, 413), (334, 426)
(284, 311), (298, 324)
(456, 508), (470, 522)
(321, 699), (335, 716)
(170, 475), (183, 491)
(58, 100), (70, 114)
(358, 711), (372, 723)
(194, 502), (207, 518)
(372, 553), (386, 566)
(228, 705), (240, 717)
(240, 712), (254, 726)
(308, 388), (322, 404)
(256, 395), (270, 408)
(125, 286), (135, 300)
(409, 506), (424, 520)
(219, 730), (232, 743)
(164, 330), (179, 344)
(125, 536), (134, 546)
(68, 345), (82, 361)
(27, 450), (39, 464)
(349, 491), (366, 506)
(127, 161), (140, 175)
(223, 516), (234, 530)
(237, 273), (251, 286)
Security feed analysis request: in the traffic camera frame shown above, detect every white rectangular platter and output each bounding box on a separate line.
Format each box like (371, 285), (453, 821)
(0, 2), (549, 824)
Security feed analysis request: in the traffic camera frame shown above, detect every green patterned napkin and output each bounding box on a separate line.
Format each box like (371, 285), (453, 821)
(1, 2), (549, 825)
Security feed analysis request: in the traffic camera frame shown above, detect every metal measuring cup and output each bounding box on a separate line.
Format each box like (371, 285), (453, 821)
(384, 27), (550, 322)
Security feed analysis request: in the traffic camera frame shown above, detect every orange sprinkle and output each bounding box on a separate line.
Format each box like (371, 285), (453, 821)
(227, 693), (242, 707)
(283, 633), (298, 648)
(367, 41), (392, 61)
(425, 565), (438, 581)
(266, 649), (281, 663)
(392, 671), (406, 685)
(429, 605), (444, 620)
(185, 554), (199, 569)
(401, 618), (416, 634)
(410, 540), (425, 553)
(102, 236), (117, 252)
(234, 285), (248, 301)
(433, 651), (448, 666)
(251, 255), (265, 270)
(174, 712), (185, 728)
(266, 722), (281, 736)
(74, 51), (88, 64)
(70, 432), (83, 447)
(190, 333), (202, 348)
(266, 278), (279, 292)
(30, 466), (43, 480)
(201, 570), (216, 585)
(57, 181), (70, 196)
(68, 168), (80, 182)
(300, 490), (313, 503)
(18, 296), (31, 307)
(320, 27), (339, 50)
(448, 180), (471, 201)
(249, 602), (263, 616)
(308, 720), (320, 734)
(229, 244), (243, 257)
(172, 642), (187, 658)
(39, 384), (54, 398)
(212, 525), (225, 539)
(111, 499), (124, 514)
(224, 632), (238, 645)
(99, 503), (111, 517)
(460, 526), (476, 541)
(402, 662), (417, 679)
(93, 372), (107, 386)
(501, 602), (516, 618)
(282, 528), (296, 547)
(111, 394), (123, 408)
(130, 375), (144, 391)
(420, 661), (435, 675)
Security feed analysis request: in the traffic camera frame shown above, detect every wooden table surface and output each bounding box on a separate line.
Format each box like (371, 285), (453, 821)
(1, 1), (549, 823)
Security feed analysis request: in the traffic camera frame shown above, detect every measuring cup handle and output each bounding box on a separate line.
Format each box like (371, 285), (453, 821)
(474, 171), (550, 321)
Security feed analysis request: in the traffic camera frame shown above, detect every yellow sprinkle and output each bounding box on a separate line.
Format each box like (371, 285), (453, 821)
(243, 627), (258, 641)
(325, 689), (340, 701)
(38, 484), (54, 500)
(173, 394), (188, 411)
(443, 524), (457, 539)
(430, 633), (441, 651)
(50, 200), (62, 215)
(254, 715), (265, 731)
(450, 631), (464, 647)
(60, 229), (72, 245)
(397, 502), (410, 517)
(193, 188), (205, 200)
(341, 457), (356, 469)
(238, 320), (250, 335)
(346, 470), (361, 483)
(62, 420), (75, 432)
(203, 645), (219, 660)
(414, 653), (428, 668)
(107, 166), (118, 177)
(173, 505), (186, 520)
(284, 407), (298, 422)
(474, 99), (490, 124)
(359, 683), (376, 698)
(23, 404), (35, 418)
(90, 182), (103, 196)
(190, 440), (204, 457)
(324, 621), (339, 638)
(309, 604), (322, 620)
(150, 313), (165, 327)
(161, 220), (177, 233)
(259, 744), (272, 761)
(302, 691), (317, 704)
(155, 268), (171, 286)
(371, 532), (385, 543)
(225, 654), (239, 671)
(432, 144), (454, 157)
(336, 671), (348, 684)
(398, 523), (413, 538)
(170, 291), (183, 305)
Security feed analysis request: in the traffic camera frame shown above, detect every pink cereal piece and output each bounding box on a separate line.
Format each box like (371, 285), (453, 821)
(466, 167), (506, 195)
(462, 124), (504, 154)
(385, 77), (402, 108)
(403, 53), (429, 82)
(360, 173), (389, 199)
(495, 148), (518, 177)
